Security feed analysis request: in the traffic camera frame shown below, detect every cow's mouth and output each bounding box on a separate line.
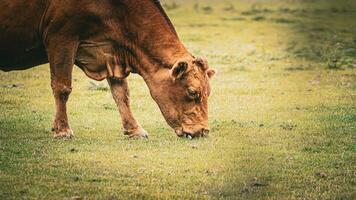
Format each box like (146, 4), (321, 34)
(175, 128), (209, 139)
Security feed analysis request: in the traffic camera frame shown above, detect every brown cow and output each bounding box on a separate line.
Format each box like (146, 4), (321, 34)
(0, 0), (216, 139)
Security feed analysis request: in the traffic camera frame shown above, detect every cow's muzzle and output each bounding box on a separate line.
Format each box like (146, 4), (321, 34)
(175, 127), (210, 139)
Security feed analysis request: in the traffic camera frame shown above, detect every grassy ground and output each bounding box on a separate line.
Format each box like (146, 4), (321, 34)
(1, 0), (355, 199)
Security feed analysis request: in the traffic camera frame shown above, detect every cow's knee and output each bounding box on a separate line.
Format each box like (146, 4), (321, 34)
(52, 84), (72, 101)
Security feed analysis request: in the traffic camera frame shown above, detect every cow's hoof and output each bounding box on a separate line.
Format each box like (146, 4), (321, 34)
(53, 129), (74, 139)
(125, 128), (149, 139)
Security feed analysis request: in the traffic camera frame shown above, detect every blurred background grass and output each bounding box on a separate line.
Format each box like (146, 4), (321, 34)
(0, 0), (355, 199)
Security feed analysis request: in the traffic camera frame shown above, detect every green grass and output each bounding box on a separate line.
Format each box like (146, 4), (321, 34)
(1, 0), (355, 199)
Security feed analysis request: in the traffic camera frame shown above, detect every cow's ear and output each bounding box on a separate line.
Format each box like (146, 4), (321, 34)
(171, 60), (188, 80)
(207, 69), (216, 79)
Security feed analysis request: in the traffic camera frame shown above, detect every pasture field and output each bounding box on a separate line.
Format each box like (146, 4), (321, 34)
(0, 0), (355, 199)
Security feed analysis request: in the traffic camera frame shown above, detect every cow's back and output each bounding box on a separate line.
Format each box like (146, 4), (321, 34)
(0, 0), (48, 70)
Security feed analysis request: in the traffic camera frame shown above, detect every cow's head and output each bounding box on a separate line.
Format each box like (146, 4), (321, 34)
(146, 57), (216, 138)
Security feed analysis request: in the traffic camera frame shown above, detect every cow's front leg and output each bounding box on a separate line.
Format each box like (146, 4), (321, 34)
(47, 38), (77, 139)
(107, 78), (148, 139)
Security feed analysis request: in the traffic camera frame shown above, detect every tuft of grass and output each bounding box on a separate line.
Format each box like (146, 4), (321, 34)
(201, 6), (213, 13)
(273, 18), (297, 24)
(221, 16), (246, 21)
(252, 16), (266, 21)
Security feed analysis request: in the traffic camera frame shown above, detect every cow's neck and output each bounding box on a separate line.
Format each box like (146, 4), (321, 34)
(120, 0), (192, 79)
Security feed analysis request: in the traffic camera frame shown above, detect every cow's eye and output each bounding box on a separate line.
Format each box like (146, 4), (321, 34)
(187, 87), (199, 99)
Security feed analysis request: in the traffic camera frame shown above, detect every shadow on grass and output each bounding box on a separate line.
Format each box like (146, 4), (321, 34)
(225, 0), (356, 69)
(280, 1), (356, 69)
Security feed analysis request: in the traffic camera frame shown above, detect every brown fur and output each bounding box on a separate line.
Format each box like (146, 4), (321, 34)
(0, 0), (216, 138)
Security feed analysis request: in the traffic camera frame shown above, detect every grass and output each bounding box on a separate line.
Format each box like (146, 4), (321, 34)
(1, 0), (355, 199)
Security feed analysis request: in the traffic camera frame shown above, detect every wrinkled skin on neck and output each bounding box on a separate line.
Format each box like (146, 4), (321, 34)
(142, 57), (216, 138)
